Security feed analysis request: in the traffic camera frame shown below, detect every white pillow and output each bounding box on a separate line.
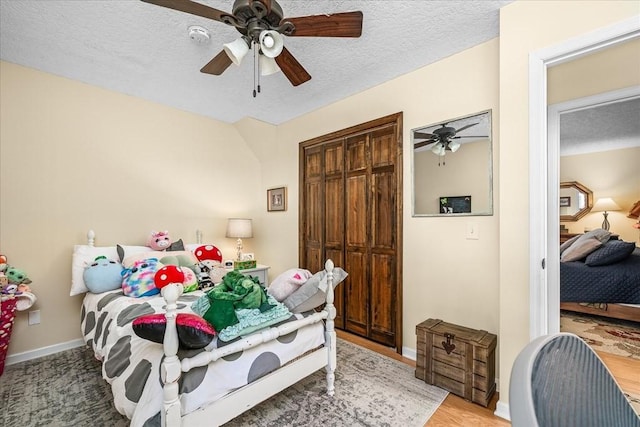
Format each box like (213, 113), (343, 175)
(71, 244), (149, 296)
(283, 268), (348, 313)
(268, 268), (313, 301)
(70, 245), (118, 296)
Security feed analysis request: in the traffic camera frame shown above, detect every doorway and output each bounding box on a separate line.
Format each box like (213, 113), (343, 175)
(529, 17), (640, 338)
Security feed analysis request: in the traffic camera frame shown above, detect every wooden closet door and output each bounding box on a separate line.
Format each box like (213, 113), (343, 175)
(345, 133), (369, 337)
(299, 113), (402, 352)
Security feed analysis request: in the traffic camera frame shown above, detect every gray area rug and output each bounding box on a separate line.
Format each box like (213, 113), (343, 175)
(0, 338), (447, 427)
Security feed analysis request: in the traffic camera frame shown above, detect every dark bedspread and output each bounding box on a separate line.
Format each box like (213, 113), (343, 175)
(560, 248), (640, 303)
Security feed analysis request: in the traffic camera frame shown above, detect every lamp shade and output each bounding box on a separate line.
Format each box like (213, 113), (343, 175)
(259, 55), (281, 76)
(226, 218), (253, 239)
(592, 198), (621, 212)
(448, 141), (461, 152)
(259, 30), (284, 58)
(223, 37), (250, 66)
(431, 144), (445, 156)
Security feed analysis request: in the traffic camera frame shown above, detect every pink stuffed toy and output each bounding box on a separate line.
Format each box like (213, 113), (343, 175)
(147, 231), (172, 251)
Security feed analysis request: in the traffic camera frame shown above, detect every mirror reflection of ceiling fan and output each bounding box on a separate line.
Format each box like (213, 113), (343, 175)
(414, 122), (487, 165)
(140, 0), (363, 95)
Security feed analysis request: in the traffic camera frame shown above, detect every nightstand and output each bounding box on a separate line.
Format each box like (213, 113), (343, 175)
(235, 264), (270, 287)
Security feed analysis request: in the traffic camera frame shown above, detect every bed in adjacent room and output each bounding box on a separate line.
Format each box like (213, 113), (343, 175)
(73, 231), (347, 427)
(560, 230), (640, 323)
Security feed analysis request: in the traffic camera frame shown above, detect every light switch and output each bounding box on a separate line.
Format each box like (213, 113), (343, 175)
(466, 222), (479, 240)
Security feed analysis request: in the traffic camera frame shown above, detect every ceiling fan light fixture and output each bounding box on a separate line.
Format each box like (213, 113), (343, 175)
(259, 55), (281, 76)
(259, 30), (284, 58)
(223, 37), (250, 66)
(449, 141), (461, 152)
(432, 144), (446, 156)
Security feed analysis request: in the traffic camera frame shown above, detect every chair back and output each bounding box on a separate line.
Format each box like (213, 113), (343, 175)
(509, 332), (640, 427)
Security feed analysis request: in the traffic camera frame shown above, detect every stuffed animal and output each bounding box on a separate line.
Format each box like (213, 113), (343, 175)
(83, 256), (124, 294)
(121, 258), (163, 297)
(2, 265), (32, 285)
(147, 231), (172, 251)
(147, 231), (185, 252)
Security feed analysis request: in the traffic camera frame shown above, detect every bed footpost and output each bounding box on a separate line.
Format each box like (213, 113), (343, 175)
(160, 283), (184, 427)
(324, 259), (336, 396)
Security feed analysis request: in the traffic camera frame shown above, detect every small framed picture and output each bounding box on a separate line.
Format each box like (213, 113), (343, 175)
(560, 196), (571, 207)
(241, 253), (254, 261)
(267, 186), (287, 212)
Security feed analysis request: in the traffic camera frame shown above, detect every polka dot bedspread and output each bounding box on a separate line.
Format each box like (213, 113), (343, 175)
(80, 289), (325, 427)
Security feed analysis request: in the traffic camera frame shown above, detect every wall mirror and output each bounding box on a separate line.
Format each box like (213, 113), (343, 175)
(411, 110), (493, 216)
(559, 181), (593, 221)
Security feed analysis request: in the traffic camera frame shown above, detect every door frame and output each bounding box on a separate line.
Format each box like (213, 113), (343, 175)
(529, 17), (640, 339)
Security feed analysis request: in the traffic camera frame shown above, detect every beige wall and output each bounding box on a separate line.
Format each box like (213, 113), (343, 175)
(561, 147), (640, 243)
(414, 139), (492, 214)
(240, 38), (502, 359)
(0, 61), (262, 355)
(499, 0), (639, 409)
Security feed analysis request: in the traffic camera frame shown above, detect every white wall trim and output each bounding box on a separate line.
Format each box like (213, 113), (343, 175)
(402, 345), (416, 360)
(5, 338), (85, 366)
(494, 401), (511, 421)
(529, 16), (640, 340)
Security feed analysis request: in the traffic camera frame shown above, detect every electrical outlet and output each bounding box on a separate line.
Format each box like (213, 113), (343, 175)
(28, 310), (41, 325)
(466, 222), (479, 240)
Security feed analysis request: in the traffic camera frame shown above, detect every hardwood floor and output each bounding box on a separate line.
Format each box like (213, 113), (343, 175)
(337, 330), (640, 427)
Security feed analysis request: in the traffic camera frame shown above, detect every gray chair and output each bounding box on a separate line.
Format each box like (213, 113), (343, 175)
(509, 332), (640, 427)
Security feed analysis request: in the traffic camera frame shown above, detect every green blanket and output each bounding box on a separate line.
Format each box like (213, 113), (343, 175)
(198, 271), (274, 332)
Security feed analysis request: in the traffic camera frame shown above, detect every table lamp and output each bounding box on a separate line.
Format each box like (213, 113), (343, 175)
(226, 218), (253, 261)
(592, 198), (620, 231)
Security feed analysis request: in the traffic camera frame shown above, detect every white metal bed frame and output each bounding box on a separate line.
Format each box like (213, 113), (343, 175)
(85, 230), (338, 427)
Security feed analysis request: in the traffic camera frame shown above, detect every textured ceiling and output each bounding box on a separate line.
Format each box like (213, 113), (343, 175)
(0, 0), (513, 125)
(560, 97), (640, 156)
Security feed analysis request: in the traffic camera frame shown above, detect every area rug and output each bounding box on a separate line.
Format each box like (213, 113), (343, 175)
(560, 310), (640, 360)
(0, 338), (448, 427)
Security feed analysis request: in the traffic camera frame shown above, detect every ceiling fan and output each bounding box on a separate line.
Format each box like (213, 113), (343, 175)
(140, 0), (363, 89)
(414, 122), (487, 165)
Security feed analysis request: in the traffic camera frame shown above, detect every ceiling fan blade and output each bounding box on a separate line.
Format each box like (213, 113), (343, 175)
(413, 131), (437, 140)
(274, 47), (311, 86)
(414, 141), (438, 150)
(282, 11), (363, 37)
(140, 0), (228, 23)
(454, 122), (479, 133)
(453, 135), (488, 139)
(200, 50), (233, 75)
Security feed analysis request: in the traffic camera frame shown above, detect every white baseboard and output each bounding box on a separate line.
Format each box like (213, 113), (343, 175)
(494, 401), (511, 421)
(402, 345), (417, 361)
(5, 338), (85, 366)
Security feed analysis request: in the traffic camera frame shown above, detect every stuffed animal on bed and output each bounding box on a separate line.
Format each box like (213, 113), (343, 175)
(83, 256), (123, 293)
(121, 258), (163, 297)
(147, 231), (184, 252)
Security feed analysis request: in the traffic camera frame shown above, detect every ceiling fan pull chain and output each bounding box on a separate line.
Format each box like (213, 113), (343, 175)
(253, 43), (257, 98)
(256, 45), (261, 94)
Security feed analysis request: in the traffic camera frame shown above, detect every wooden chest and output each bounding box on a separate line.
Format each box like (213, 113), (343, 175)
(415, 318), (497, 407)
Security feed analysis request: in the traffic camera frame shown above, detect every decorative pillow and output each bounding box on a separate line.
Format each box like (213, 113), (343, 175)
(268, 268), (313, 302)
(585, 240), (636, 266)
(71, 245), (119, 296)
(122, 258), (163, 297)
(560, 234), (581, 255)
(82, 256), (123, 294)
(560, 229), (611, 262)
(560, 237), (603, 262)
(283, 268), (348, 313)
(132, 313), (216, 349)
